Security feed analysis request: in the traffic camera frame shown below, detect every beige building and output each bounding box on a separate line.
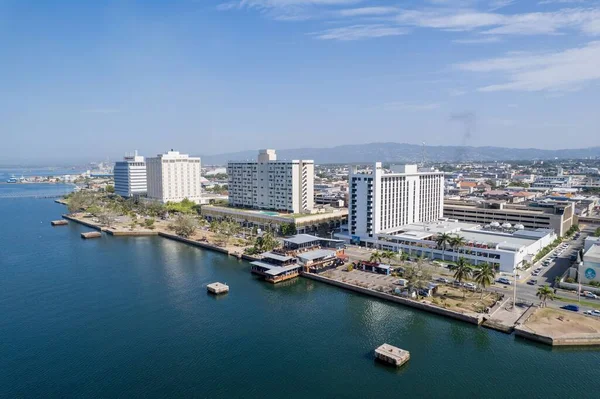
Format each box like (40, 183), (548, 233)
(227, 149), (314, 214)
(443, 199), (573, 236)
(146, 150), (202, 203)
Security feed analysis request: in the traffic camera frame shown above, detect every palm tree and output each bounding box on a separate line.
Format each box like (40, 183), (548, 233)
(473, 263), (496, 299)
(436, 233), (452, 261)
(449, 235), (467, 262)
(381, 250), (397, 265)
(369, 250), (383, 264)
(536, 285), (555, 308)
(452, 257), (473, 299)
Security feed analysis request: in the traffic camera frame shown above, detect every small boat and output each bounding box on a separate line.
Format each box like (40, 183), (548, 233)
(6, 175), (17, 183)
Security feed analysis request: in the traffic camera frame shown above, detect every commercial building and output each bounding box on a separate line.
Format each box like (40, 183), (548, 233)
(201, 205), (347, 236)
(348, 163), (444, 240)
(579, 243), (600, 285)
(340, 219), (555, 273)
(113, 151), (147, 198)
(146, 150), (202, 203)
(443, 199), (574, 237)
(227, 149), (314, 214)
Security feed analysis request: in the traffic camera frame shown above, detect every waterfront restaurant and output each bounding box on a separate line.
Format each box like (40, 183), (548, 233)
(296, 249), (340, 272)
(283, 234), (346, 253)
(250, 252), (302, 284)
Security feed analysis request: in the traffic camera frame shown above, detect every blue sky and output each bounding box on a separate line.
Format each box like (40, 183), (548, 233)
(2, 0), (599, 163)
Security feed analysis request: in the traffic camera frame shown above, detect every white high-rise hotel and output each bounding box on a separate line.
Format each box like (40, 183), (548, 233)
(227, 149), (314, 213)
(114, 151), (147, 198)
(146, 150), (202, 203)
(349, 163), (444, 239)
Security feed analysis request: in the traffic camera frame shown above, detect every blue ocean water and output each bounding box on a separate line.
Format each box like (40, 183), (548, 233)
(1, 193), (599, 398)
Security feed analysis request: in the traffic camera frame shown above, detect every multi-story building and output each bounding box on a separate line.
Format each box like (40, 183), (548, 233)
(348, 163), (444, 240)
(532, 175), (571, 189)
(227, 149), (314, 213)
(443, 199), (574, 236)
(146, 150), (202, 203)
(113, 151), (147, 198)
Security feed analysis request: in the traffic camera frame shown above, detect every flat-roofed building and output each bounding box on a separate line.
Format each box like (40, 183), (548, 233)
(146, 150), (202, 203)
(114, 151), (147, 197)
(443, 199), (573, 237)
(227, 149), (314, 213)
(348, 163), (444, 241)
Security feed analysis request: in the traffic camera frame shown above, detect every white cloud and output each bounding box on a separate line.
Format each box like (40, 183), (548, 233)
(456, 41), (600, 91)
(337, 6), (398, 17)
(395, 7), (600, 36)
(381, 101), (442, 111)
(312, 24), (407, 40)
(488, 0), (515, 11)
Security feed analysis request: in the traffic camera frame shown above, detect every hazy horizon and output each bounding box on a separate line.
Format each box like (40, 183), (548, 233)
(3, 1), (600, 164)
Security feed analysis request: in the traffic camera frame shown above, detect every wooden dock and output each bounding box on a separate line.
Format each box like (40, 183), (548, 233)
(51, 220), (68, 226)
(81, 231), (101, 239)
(374, 344), (410, 368)
(207, 282), (229, 295)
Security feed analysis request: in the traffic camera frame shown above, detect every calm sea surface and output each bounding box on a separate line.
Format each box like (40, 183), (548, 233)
(1, 186), (600, 398)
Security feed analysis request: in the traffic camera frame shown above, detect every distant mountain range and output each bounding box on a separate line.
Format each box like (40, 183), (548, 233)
(201, 143), (600, 165)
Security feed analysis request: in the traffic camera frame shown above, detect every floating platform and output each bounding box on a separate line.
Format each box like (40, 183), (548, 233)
(374, 344), (410, 368)
(51, 220), (68, 226)
(81, 231), (101, 239)
(207, 282), (229, 295)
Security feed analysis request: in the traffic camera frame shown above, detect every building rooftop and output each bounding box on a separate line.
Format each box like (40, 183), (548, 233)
(584, 244), (600, 263)
(297, 249), (336, 261)
(284, 234), (322, 245)
(261, 252), (295, 262)
(250, 261), (301, 276)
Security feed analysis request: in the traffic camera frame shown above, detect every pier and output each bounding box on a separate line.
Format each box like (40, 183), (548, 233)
(207, 282), (229, 295)
(51, 220), (68, 226)
(374, 344), (410, 368)
(81, 231), (101, 239)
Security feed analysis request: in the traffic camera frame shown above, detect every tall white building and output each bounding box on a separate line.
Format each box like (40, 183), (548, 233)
(146, 150), (202, 203)
(349, 163), (444, 239)
(114, 151), (147, 198)
(227, 149), (314, 213)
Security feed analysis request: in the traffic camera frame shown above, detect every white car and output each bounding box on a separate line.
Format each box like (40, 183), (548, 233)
(583, 291), (598, 299)
(497, 277), (512, 285)
(584, 310), (600, 317)
(464, 282), (477, 291)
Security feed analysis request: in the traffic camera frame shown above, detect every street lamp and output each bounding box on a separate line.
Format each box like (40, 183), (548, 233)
(513, 267), (518, 311)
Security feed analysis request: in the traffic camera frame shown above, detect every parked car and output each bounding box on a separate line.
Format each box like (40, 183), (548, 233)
(452, 280), (463, 287)
(435, 277), (449, 284)
(417, 289), (431, 297)
(561, 305), (580, 312)
(532, 271), (539, 276)
(527, 279), (538, 285)
(464, 282), (477, 291)
(583, 291), (598, 299)
(534, 268), (542, 272)
(497, 277), (512, 285)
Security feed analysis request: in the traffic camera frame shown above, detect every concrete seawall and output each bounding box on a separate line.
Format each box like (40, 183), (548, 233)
(62, 215), (103, 231)
(301, 272), (483, 326)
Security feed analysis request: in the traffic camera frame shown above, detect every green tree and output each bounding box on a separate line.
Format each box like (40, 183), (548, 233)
(144, 218), (155, 229)
(105, 184), (115, 193)
(381, 250), (397, 265)
(452, 257), (473, 299)
(536, 285), (555, 307)
(448, 235), (467, 261)
(594, 227), (600, 238)
(86, 205), (102, 216)
(404, 262), (432, 298)
(280, 223), (297, 236)
(436, 233), (452, 261)
(369, 250), (383, 264)
(97, 210), (117, 227)
(170, 214), (197, 238)
(473, 263), (496, 298)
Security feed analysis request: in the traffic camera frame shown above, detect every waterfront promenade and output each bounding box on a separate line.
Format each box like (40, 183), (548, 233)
(59, 210), (600, 346)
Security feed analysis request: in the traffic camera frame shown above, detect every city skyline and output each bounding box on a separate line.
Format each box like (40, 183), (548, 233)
(2, 0), (600, 163)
